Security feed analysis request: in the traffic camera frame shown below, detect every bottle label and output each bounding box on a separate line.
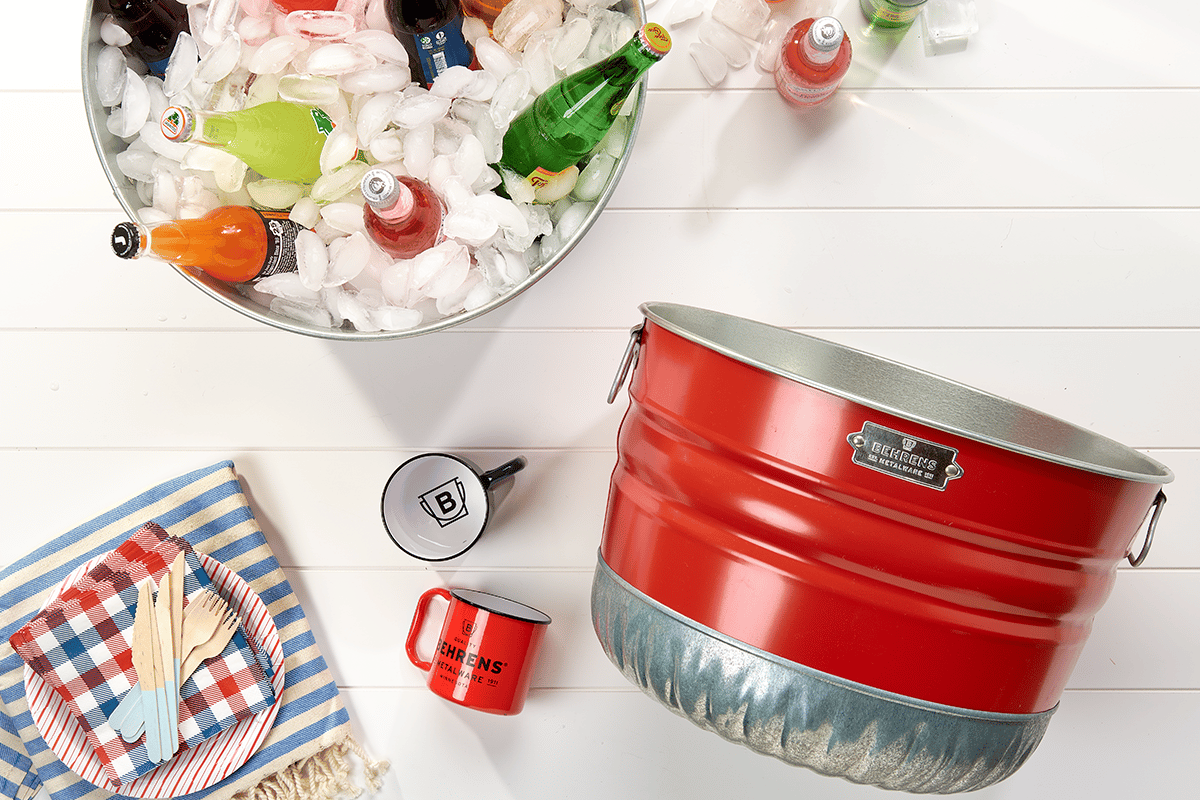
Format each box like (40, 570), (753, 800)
(310, 108), (335, 136)
(776, 80), (839, 105)
(862, 0), (925, 24)
(254, 210), (304, 279)
(407, 17), (472, 86)
(526, 166), (570, 189)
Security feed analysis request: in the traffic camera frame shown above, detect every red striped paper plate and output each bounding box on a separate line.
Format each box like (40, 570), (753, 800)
(25, 553), (285, 797)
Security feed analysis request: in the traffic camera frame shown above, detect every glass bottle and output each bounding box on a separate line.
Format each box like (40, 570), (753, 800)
(160, 102), (335, 184)
(360, 169), (446, 259)
(385, 0), (475, 88)
(498, 23), (671, 191)
(860, 0), (928, 29)
(106, 0), (190, 76)
(460, 0), (507, 30)
(774, 17), (852, 109)
(110, 206), (305, 283)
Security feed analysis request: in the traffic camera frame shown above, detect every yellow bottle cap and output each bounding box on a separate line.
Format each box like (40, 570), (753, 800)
(641, 23), (672, 57)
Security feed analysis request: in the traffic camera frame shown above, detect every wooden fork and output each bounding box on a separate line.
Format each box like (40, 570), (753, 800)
(180, 608), (239, 683)
(178, 590), (226, 661)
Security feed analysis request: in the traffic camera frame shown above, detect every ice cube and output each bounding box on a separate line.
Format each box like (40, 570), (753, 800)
(572, 152), (616, 200)
(364, 0), (391, 32)
(689, 41), (728, 86)
(523, 34), (558, 94)
(270, 297), (335, 327)
(498, 167), (537, 205)
(452, 134), (487, 186)
(241, 0), (273, 18)
(664, 0), (705, 26)
(490, 69), (532, 129)
(712, 0), (771, 39)
(599, 114), (629, 157)
(320, 201), (367, 234)
(340, 63), (409, 95)
(278, 73), (342, 105)
(403, 124), (435, 180)
(755, 17), (787, 73)
(411, 241), (472, 299)
(237, 13), (274, 46)
(284, 10), (358, 41)
(203, 0), (240, 47)
(246, 178), (306, 209)
(100, 16), (133, 47)
(552, 17), (592, 68)
(116, 147), (158, 183)
(197, 34), (243, 84)
(319, 127), (359, 175)
(463, 279), (499, 311)
(290, 196), (322, 228)
(493, 0), (567, 52)
(435, 269), (483, 316)
(461, 14), (490, 47)
(327, 231), (371, 286)
(347, 29), (409, 66)
(367, 129), (403, 162)
(306, 42), (377, 75)
(475, 36), (520, 79)
(462, 70), (498, 103)
(443, 205), (500, 247)
(311, 161), (370, 203)
(256, 273), (322, 304)
(355, 91), (399, 143)
(371, 304), (423, 331)
(381, 259), (413, 306)
(296, 229), (331, 290)
(430, 65), (478, 98)
(163, 34), (199, 97)
(924, 0), (980, 43)
(247, 35), (308, 75)
(96, 46), (128, 107)
(152, 171), (180, 216)
(699, 19), (752, 68)
(116, 71), (152, 138)
(392, 93), (453, 128)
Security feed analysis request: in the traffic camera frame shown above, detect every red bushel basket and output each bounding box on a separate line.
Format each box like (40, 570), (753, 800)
(592, 303), (1171, 793)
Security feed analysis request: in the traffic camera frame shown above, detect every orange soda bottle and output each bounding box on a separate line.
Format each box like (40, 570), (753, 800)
(110, 206), (305, 283)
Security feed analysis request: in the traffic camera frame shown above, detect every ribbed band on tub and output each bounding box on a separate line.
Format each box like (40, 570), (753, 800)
(0, 461), (388, 800)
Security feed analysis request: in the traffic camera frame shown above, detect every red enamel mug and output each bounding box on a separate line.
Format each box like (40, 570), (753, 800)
(406, 587), (551, 715)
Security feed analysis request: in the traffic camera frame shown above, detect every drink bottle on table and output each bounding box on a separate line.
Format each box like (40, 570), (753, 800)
(110, 206), (305, 283)
(385, 0), (475, 88)
(160, 101), (336, 184)
(498, 22), (671, 192)
(106, 0), (191, 76)
(861, 0), (928, 28)
(360, 169), (446, 259)
(774, 16), (852, 108)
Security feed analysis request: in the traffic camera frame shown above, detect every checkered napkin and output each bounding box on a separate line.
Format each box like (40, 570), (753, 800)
(7, 522), (276, 789)
(0, 461), (367, 800)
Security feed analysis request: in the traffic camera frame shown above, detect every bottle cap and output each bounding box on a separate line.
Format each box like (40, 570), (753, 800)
(111, 222), (144, 259)
(808, 17), (844, 52)
(639, 23), (672, 58)
(160, 105), (195, 142)
(361, 168), (401, 208)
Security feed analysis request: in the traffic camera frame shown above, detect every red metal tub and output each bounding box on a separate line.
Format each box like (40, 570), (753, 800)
(592, 302), (1171, 793)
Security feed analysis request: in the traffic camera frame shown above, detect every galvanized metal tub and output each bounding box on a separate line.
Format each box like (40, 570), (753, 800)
(595, 302), (1171, 792)
(82, 2), (647, 341)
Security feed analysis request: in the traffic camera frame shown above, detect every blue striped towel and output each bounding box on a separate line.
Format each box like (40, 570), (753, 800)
(0, 461), (380, 800)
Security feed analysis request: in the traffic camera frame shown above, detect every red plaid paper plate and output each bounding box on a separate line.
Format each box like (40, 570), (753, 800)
(23, 552), (285, 798)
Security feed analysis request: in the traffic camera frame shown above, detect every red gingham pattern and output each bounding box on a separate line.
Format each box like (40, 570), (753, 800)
(9, 523), (276, 789)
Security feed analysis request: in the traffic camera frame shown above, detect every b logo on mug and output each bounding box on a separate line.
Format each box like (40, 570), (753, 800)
(419, 478), (469, 527)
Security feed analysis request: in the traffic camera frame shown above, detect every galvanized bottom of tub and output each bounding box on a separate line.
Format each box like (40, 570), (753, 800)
(590, 555), (1054, 794)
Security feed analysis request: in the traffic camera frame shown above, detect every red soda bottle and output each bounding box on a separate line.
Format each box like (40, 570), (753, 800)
(360, 169), (445, 260)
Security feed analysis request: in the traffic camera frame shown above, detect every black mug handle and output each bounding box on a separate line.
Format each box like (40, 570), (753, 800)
(478, 457), (527, 491)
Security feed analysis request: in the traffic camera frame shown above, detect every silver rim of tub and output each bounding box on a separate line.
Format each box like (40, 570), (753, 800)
(591, 554), (1055, 794)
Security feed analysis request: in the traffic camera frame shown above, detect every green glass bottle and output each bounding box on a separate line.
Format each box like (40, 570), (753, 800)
(499, 23), (671, 189)
(860, 0), (928, 29)
(160, 101), (337, 184)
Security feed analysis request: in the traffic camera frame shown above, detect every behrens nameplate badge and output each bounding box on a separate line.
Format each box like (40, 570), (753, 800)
(847, 421), (964, 490)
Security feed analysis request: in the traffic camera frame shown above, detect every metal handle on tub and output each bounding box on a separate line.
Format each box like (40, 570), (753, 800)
(607, 322), (645, 404)
(1127, 490), (1167, 567)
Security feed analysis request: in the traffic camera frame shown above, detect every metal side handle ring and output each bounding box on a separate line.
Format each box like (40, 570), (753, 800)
(1128, 490), (1167, 567)
(607, 322), (644, 404)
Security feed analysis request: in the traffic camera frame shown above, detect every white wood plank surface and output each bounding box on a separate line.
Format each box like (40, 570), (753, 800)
(2, 1), (1197, 798)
